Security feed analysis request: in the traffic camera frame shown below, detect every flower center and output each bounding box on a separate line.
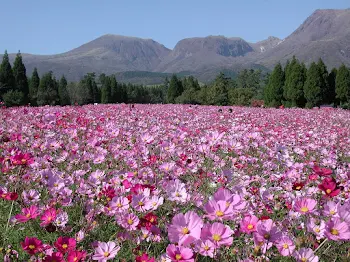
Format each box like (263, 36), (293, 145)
(301, 258), (307, 262)
(26, 213), (31, 218)
(330, 210), (336, 215)
(103, 252), (110, 257)
(213, 234), (221, 241)
(216, 210), (224, 217)
(74, 258), (78, 262)
(326, 189), (332, 194)
(314, 227), (320, 233)
(331, 228), (339, 235)
(296, 186), (301, 190)
(204, 245), (210, 251)
(182, 227), (189, 234)
(116, 203), (122, 208)
(62, 244), (68, 249)
(283, 243), (289, 249)
(138, 201), (144, 206)
(300, 207), (309, 213)
(127, 219), (133, 225)
(263, 233), (270, 240)
(29, 245), (35, 250)
(175, 254), (182, 260)
(247, 224), (254, 230)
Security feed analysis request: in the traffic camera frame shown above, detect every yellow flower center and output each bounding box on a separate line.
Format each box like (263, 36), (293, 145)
(204, 245), (210, 251)
(213, 234), (221, 241)
(330, 210), (336, 215)
(247, 224), (254, 230)
(116, 203), (122, 208)
(314, 227), (320, 233)
(104, 252), (110, 257)
(300, 207), (309, 213)
(283, 243), (289, 249)
(175, 254), (182, 260)
(331, 228), (339, 235)
(296, 186), (301, 190)
(326, 189), (332, 194)
(26, 213), (31, 218)
(182, 227), (189, 234)
(264, 233), (270, 240)
(216, 210), (224, 217)
(74, 258), (78, 262)
(127, 219), (133, 225)
(29, 245), (35, 250)
(138, 201), (144, 206)
(62, 244), (68, 249)
(301, 258), (307, 262)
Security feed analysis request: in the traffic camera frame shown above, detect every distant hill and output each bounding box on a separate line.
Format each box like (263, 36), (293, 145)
(1, 9), (350, 83)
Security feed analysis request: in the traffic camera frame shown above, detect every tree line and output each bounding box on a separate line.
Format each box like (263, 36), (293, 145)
(0, 50), (349, 108)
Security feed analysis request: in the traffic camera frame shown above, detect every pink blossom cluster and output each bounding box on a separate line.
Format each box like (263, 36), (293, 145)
(0, 104), (350, 261)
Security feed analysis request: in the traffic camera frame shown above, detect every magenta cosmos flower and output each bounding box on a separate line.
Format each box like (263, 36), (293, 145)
(92, 241), (120, 261)
(293, 198), (317, 214)
(166, 244), (194, 262)
(325, 218), (350, 241)
(21, 237), (43, 255)
(201, 222), (233, 247)
(168, 211), (203, 246)
(204, 199), (234, 221)
(15, 205), (40, 223)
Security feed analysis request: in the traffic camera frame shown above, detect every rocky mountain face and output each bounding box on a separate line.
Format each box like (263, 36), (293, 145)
(2, 9), (350, 82)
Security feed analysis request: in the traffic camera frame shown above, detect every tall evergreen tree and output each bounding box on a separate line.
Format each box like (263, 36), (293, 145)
(58, 75), (70, 105)
(304, 62), (323, 108)
(0, 50), (15, 97)
(37, 71), (59, 106)
(284, 56), (306, 107)
(29, 68), (40, 106)
(335, 64), (350, 107)
(207, 72), (229, 105)
(167, 75), (183, 103)
(263, 63), (284, 107)
(109, 75), (119, 103)
(327, 68), (337, 105)
(12, 51), (29, 104)
(317, 58), (330, 104)
(101, 76), (112, 104)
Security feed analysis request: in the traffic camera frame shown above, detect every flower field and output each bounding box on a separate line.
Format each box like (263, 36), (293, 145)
(0, 104), (350, 261)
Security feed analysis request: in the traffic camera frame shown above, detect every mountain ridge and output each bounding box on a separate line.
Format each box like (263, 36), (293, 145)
(2, 8), (350, 82)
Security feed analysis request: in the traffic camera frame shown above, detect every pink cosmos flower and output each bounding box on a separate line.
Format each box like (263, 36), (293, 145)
(166, 244), (194, 262)
(109, 196), (129, 213)
(204, 199), (234, 221)
(132, 194), (152, 212)
(15, 205), (40, 223)
(116, 212), (139, 230)
(92, 241), (120, 261)
(167, 179), (188, 203)
(293, 248), (319, 262)
(323, 201), (339, 217)
(40, 208), (57, 227)
(21, 237), (43, 255)
(168, 211), (203, 246)
(275, 236), (295, 256)
(240, 215), (259, 234)
(67, 250), (87, 262)
(201, 222), (233, 247)
(195, 239), (215, 258)
(307, 218), (325, 240)
(325, 218), (350, 241)
(212, 188), (246, 211)
(293, 198), (317, 214)
(22, 189), (40, 204)
(54, 236), (76, 253)
(43, 252), (64, 262)
(253, 219), (282, 253)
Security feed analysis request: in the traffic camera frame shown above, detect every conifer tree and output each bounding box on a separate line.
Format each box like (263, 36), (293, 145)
(304, 62), (323, 108)
(12, 51), (29, 104)
(58, 75), (70, 105)
(335, 64), (350, 107)
(29, 68), (40, 105)
(37, 71), (59, 106)
(0, 50), (15, 97)
(284, 56), (306, 107)
(317, 58), (330, 104)
(167, 75), (183, 103)
(207, 72), (229, 105)
(263, 63), (284, 107)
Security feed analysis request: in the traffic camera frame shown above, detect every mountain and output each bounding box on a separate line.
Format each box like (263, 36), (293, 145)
(1, 9), (350, 83)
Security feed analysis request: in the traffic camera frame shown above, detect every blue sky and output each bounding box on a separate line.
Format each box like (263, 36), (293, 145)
(1, 0), (349, 54)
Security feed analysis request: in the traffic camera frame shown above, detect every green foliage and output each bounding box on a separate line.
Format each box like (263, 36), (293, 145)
(304, 62), (323, 108)
(2, 90), (25, 106)
(0, 50), (15, 97)
(207, 73), (229, 105)
(100, 76), (112, 104)
(264, 63), (285, 107)
(29, 68), (40, 106)
(317, 58), (330, 104)
(37, 71), (59, 106)
(284, 57), (306, 107)
(167, 75), (183, 103)
(335, 64), (350, 106)
(229, 87), (255, 106)
(58, 75), (70, 105)
(12, 51), (29, 104)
